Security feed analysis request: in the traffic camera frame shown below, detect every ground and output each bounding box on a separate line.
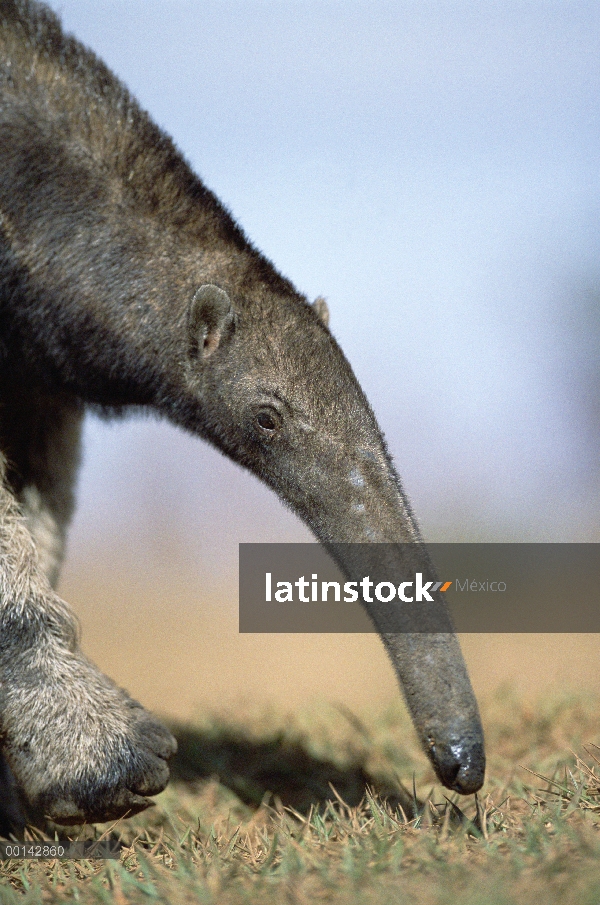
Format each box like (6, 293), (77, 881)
(2, 689), (600, 904)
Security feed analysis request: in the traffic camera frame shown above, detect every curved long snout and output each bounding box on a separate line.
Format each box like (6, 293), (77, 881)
(301, 453), (486, 796)
(373, 628), (485, 796)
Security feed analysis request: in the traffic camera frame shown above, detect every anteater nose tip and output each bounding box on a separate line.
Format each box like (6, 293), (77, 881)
(433, 741), (485, 795)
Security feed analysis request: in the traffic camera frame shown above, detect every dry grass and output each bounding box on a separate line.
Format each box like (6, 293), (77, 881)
(2, 688), (600, 904)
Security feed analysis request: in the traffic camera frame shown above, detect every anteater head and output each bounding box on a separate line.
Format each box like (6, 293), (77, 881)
(183, 282), (485, 795)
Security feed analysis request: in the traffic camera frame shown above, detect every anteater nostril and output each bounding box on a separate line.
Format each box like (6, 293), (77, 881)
(435, 750), (461, 787)
(431, 740), (485, 795)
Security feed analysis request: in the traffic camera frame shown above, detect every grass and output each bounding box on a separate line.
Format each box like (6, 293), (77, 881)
(2, 688), (600, 904)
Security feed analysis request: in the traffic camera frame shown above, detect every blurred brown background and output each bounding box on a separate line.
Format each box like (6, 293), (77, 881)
(64, 587), (600, 724)
(61, 561), (600, 723)
(59, 425), (600, 724)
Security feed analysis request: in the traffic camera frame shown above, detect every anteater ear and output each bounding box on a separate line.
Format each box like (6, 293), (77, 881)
(312, 296), (330, 327)
(188, 284), (235, 360)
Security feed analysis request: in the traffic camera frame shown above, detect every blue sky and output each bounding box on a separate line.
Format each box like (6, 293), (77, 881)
(47, 1), (600, 568)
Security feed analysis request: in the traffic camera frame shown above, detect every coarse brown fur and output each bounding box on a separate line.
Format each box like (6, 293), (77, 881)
(0, 0), (484, 833)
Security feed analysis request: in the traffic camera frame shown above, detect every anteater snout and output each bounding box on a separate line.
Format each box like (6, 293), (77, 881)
(431, 739), (485, 795)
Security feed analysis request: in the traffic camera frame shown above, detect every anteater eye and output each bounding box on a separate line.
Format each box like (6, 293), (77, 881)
(255, 408), (281, 435)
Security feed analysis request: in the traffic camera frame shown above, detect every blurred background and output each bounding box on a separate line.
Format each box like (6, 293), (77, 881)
(47, 0), (600, 719)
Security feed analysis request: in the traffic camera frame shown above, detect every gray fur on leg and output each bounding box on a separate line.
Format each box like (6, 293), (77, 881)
(0, 457), (176, 824)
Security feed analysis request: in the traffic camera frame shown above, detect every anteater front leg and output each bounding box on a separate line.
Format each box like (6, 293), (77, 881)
(0, 457), (176, 825)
